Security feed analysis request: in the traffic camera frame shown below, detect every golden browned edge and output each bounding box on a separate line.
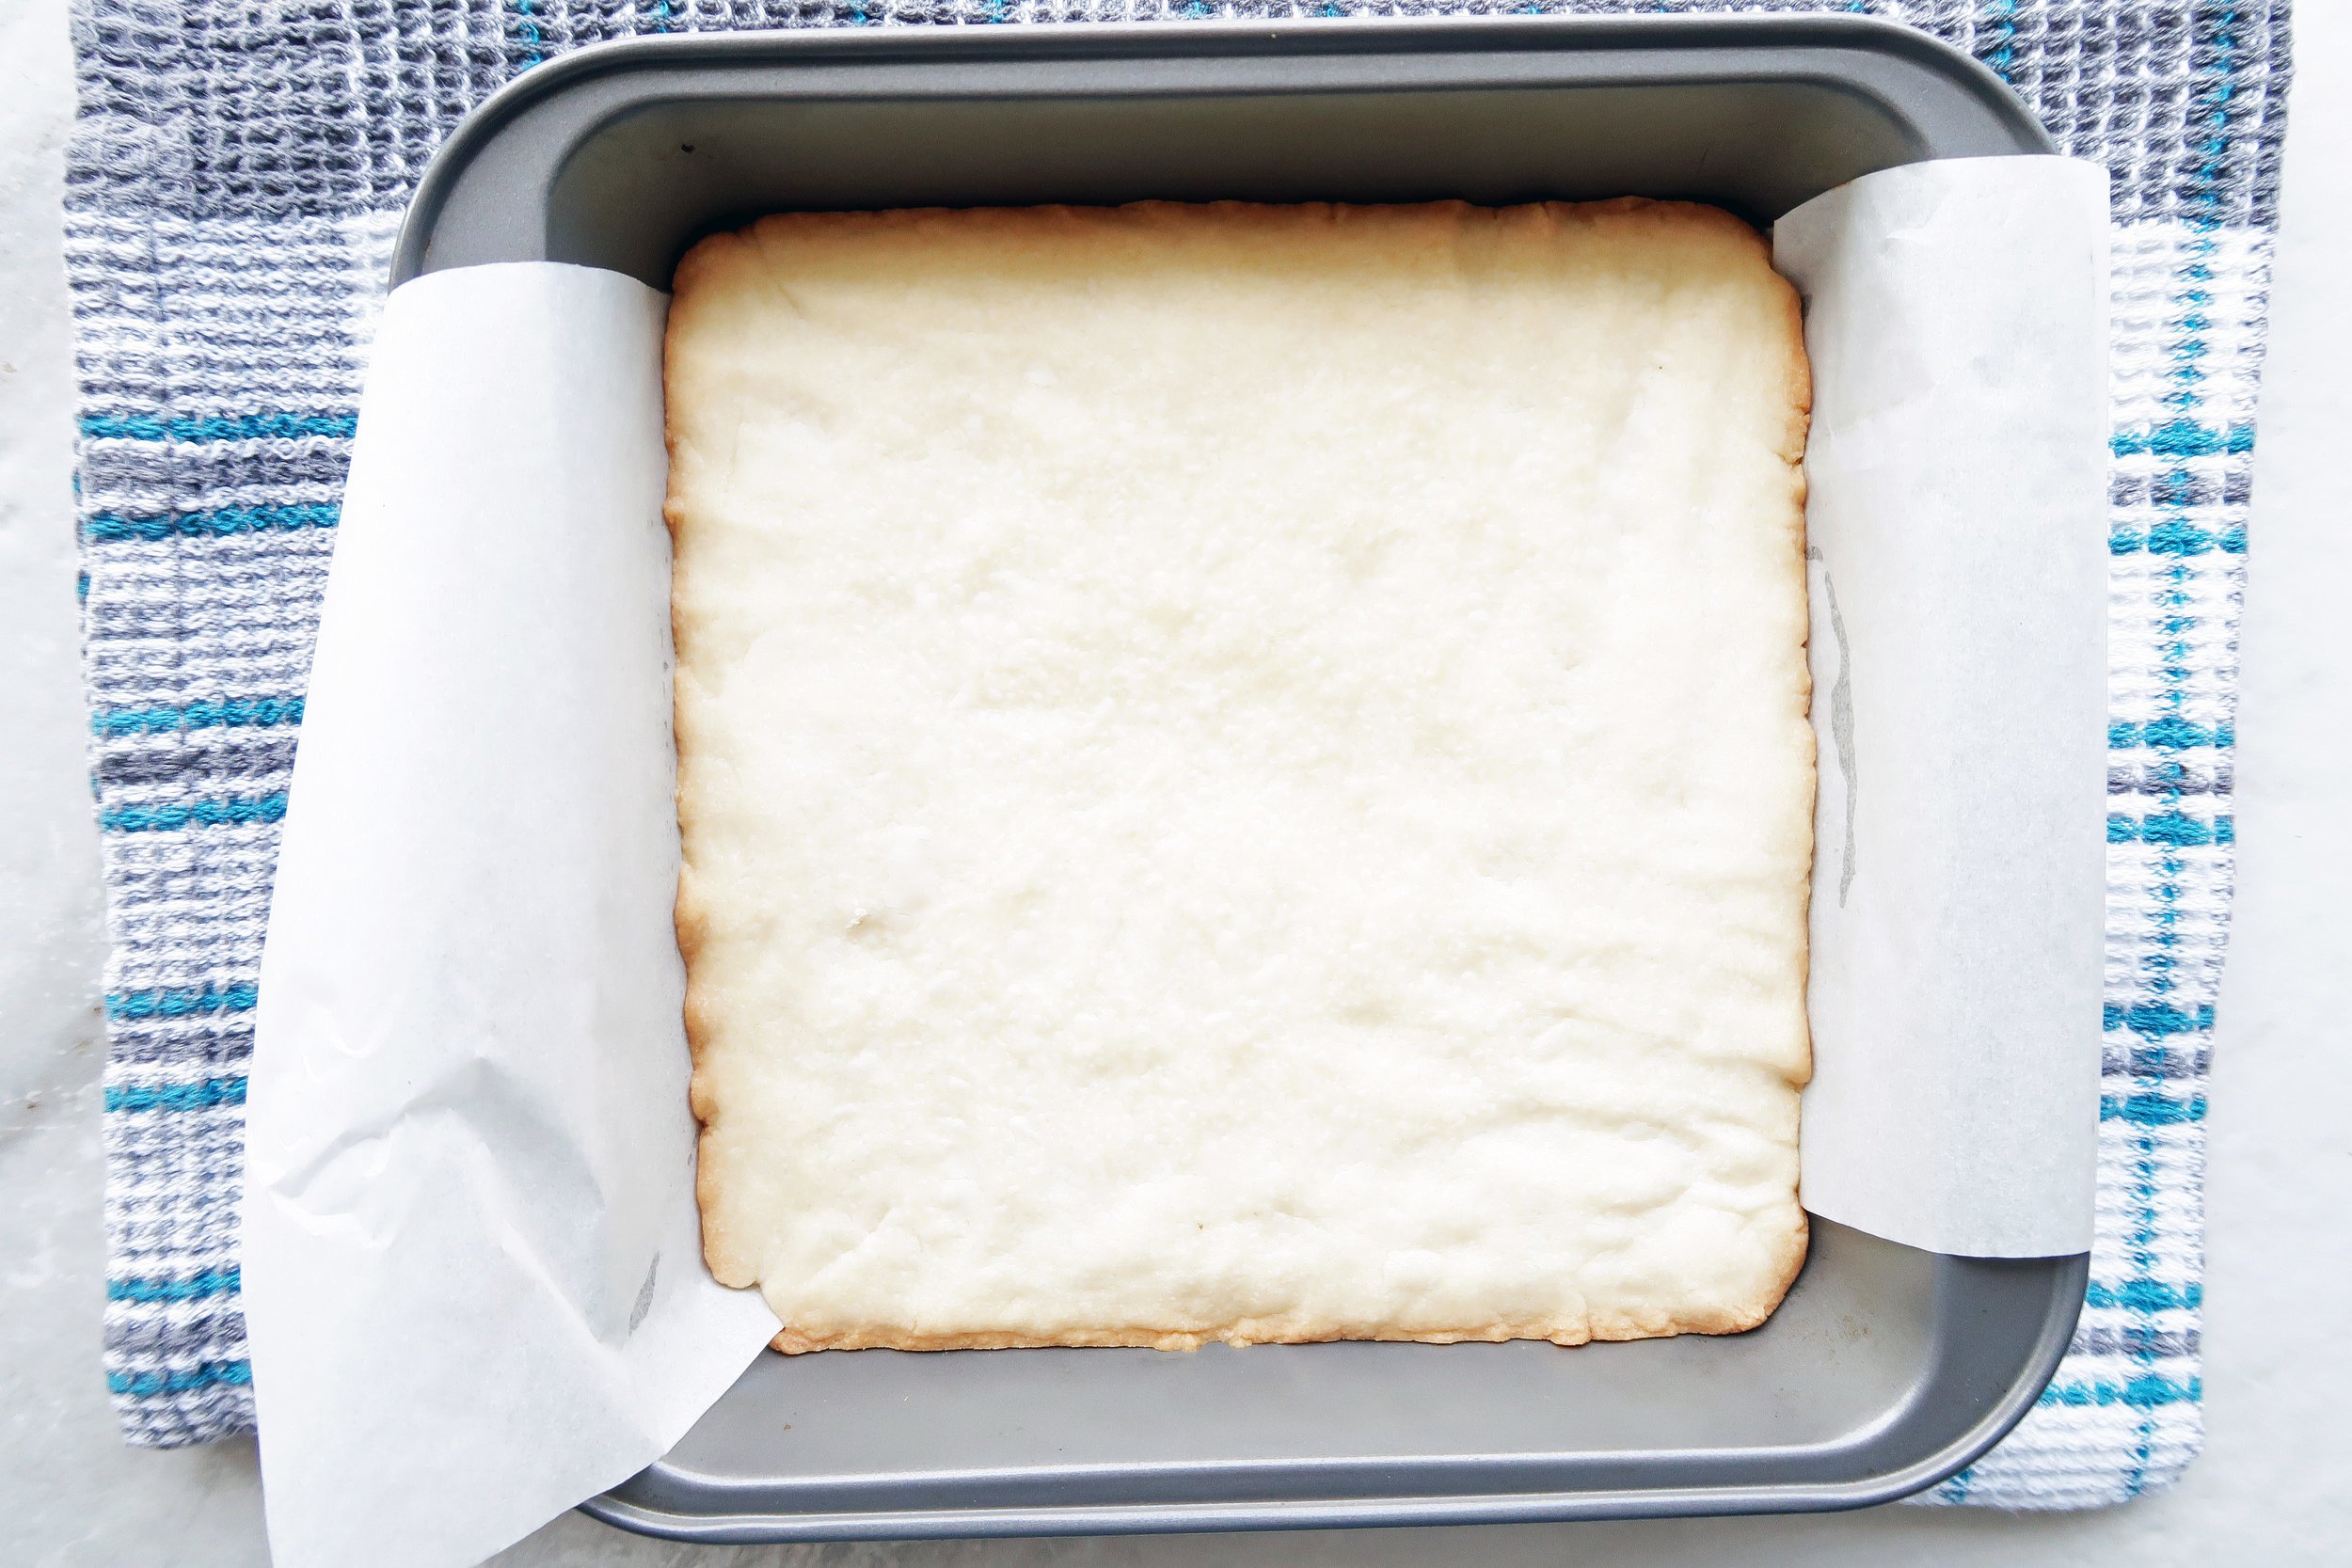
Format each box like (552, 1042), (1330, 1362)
(1771, 212), (1820, 1101)
(766, 1210), (1812, 1354)
(665, 229), (751, 1290)
(664, 197), (1818, 1343)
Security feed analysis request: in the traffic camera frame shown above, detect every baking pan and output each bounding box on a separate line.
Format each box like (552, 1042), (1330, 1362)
(391, 14), (2086, 1542)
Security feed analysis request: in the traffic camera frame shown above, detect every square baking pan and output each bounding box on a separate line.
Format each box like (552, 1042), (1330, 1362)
(390, 14), (2087, 1543)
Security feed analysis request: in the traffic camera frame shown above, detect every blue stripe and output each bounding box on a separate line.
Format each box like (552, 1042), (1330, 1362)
(107, 1360), (253, 1398)
(2101, 1092), (2206, 1127)
(2105, 1001), (2215, 1039)
(103, 1076), (247, 1113)
(2039, 1374), (2201, 1410)
(104, 983), (259, 1021)
(108, 1269), (241, 1304)
(514, 0), (545, 65)
(83, 502), (339, 543)
(91, 696), (304, 736)
(2087, 1278), (2202, 1314)
(100, 793), (288, 832)
(2108, 519), (2248, 557)
(1979, 0), (2017, 79)
(2108, 811), (2233, 847)
(2109, 420), (2254, 459)
(79, 411), (357, 443)
(2108, 717), (2233, 750)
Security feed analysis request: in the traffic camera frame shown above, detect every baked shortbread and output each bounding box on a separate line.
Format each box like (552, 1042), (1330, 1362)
(663, 199), (1814, 1354)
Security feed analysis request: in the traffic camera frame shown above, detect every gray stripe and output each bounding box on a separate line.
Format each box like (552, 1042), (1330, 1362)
(104, 1020), (256, 1070)
(2108, 761), (2234, 796)
(95, 732), (301, 790)
(2107, 468), (2249, 510)
(78, 439), (352, 501)
(2073, 1325), (2201, 1359)
(103, 1313), (249, 1361)
(2104, 1040), (2212, 1079)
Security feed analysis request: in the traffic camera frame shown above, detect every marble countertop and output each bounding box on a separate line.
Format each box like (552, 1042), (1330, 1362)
(6, 4), (2347, 1563)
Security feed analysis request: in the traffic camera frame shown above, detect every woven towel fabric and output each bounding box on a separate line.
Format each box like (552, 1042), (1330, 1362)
(68, 0), (2284, 1507)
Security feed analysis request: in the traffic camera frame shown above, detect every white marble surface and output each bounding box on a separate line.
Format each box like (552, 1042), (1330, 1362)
(5, 3), (2347, 1562)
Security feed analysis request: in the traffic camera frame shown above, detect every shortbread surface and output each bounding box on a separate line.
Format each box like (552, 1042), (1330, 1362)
(664, 199), (1814, 1353)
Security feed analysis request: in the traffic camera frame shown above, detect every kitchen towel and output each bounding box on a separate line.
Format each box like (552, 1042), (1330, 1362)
(66, 0), (2284, 1509)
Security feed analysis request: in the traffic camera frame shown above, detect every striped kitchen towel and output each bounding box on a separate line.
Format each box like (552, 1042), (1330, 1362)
(68, 0), (2283, 1507)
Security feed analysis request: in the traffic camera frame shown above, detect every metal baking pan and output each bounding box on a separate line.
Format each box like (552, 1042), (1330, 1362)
(391, 14), (2085, 1543)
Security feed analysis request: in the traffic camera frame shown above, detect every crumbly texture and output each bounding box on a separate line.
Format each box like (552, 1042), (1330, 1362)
(664, 199), (1814, 1354)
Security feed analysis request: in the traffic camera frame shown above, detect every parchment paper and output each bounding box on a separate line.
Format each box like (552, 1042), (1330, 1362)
(1776, 156), (2110, 1259)
(242, 265), (781, 1568)
(243, 158), (2109, 1568)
